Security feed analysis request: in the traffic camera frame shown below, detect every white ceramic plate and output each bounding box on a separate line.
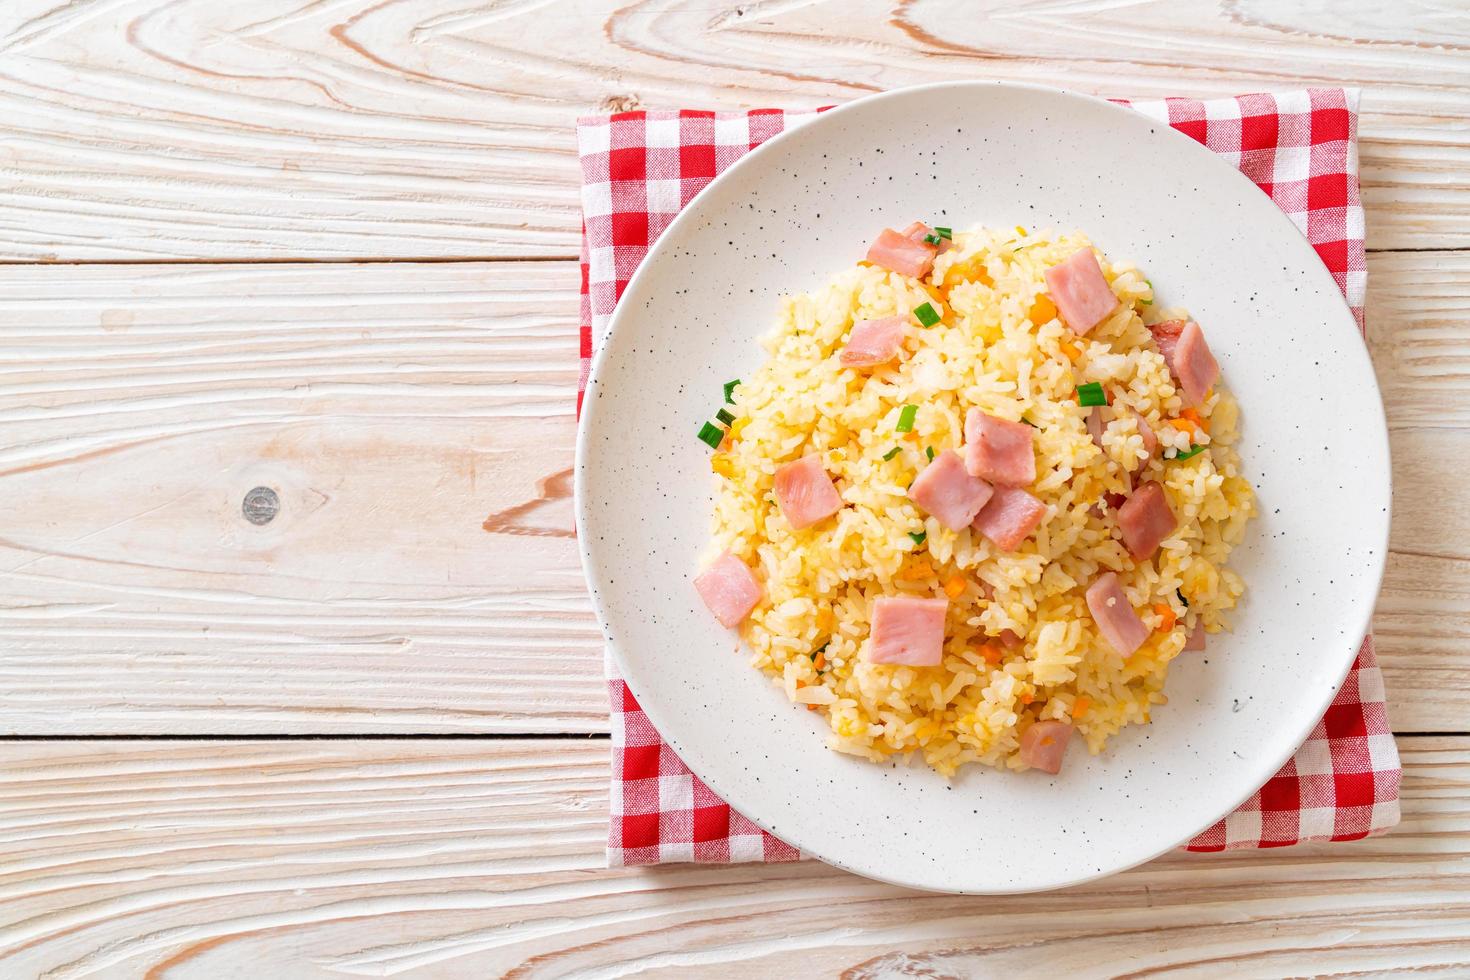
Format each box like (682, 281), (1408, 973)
(576, 82), (1389, 893)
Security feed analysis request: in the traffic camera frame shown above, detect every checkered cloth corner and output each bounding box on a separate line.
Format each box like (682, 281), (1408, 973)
(578, 89), (1399, 866)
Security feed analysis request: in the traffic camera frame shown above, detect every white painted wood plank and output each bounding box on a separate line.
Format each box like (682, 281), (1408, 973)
(0, 255), (1463, 732)
(0, 737), (1462, 977)
(0, 0), (1463, 260)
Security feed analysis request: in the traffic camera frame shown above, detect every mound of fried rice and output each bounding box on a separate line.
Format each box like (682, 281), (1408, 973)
(708, 227), (1255, 775)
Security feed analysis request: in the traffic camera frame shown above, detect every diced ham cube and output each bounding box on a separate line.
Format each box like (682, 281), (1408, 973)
(964, 409), (1036, 486)
(1019, 720), (1074, 775)
(840, 316), (906, 368)
(972, 485), (1048, 552)
(1043, 248), (1118, 336)
(866, 227), (937, 279)
(1116, 481), (1177, 560)
(900, 220), (951, 254)
(1148, 320), (1185, 367)
(1086, 572), (1150, 657)
(907, 450), (994, 531)
(1174, 320), (1220, 407)
(1086, 406), (1106, 450)
(1183, 623), (1207, 651)
(1149, 320), (1219, 406)
(773, 454), (843, 530)
(998, 628), (1024, 650)
(867, 596), (948, 666)
(694, 552), (762, 628)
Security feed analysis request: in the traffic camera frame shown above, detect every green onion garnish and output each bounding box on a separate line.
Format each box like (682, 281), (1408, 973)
(882, 446), (902, 461)
(934, 226), (952, 239)
(723, 379), (741, 403)
(697, 421), (725, 449)
(716, 408), (735, 425)
(923, 233), (943, 246)
(925, 446), (935, 461)
(1175, 444), (1206, 460)
(1076, 382), (1107, 407)
(1176, 589), (1189, 608)
(914, 302), (941, 328)
(908, 531), (927, 546)
(896, 404), (918, 432)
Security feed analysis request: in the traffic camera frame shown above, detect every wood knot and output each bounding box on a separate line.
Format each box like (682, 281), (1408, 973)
(242, 486), (280, 525)
(599, 93), (643, 113)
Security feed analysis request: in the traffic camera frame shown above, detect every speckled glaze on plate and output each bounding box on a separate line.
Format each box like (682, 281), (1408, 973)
(575, 82), (1389, 894)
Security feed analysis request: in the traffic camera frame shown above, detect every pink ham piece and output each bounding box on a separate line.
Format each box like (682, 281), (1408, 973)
(866, 227), (937, 280)
(693, 552), (762, 628)
(1019, 720), (1074, 775)
(900, 220), (951, 254)
(839, 316), (906, 368)
(867, 596), (948, 667)
(972, 485), (1048, 552)
(907, 450), (994, 531)
(1174, 320), (1220, 407)
(1086, 572), (1150, 657)
(773, 454), (843, 530)
(1183, 623), (1207, 651)
(1148, 320), (1185, 366)
(1117, 481), (1177, 560)
(1086, 406), (1106, 450)
(1043, 248), (1118, 336)
(997, 628), (1024, 650)
(964, 409), (1036, 486)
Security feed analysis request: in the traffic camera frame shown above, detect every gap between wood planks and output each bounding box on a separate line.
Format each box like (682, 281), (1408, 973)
(0, 248), (1461, 267)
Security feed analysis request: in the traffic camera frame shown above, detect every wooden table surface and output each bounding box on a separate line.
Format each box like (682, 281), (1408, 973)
(1, 2), (1467, 976)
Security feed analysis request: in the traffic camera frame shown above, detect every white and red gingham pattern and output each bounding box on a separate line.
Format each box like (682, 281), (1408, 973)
(578, 89), (1398, 867)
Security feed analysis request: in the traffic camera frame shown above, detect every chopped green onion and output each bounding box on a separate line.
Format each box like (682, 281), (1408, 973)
(934, 226), (952, 239)
(925, 446), (935, 461)
(908, 531), (927, 546)
(913, 302), (941, 328)
(882, 446), (902, 461)
(723, 379), (741, 403)
(1176, 589), (1189, 608)
(1021, 416), (1038, 428)
(1076, 382), (1107, 407)
(716, 408), (735, 425)
(1175, 444), (1206, 460)
(923, 233), (943, 246)
(697, 421), (725, 449)
(896, 404), (918, 432)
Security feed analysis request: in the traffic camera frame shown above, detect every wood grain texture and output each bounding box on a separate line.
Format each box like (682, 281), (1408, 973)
(0, 252), (1465, 733)
(0, 261), (603, 733)
(0, 0), (1465, 261)
(0, 736), (1459, 978)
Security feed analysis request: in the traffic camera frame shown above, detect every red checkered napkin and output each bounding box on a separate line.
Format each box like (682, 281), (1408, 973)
(577, 89), (1399, 866)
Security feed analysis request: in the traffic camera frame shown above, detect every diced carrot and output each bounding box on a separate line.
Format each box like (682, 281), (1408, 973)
(977, 642), (1004, 665)
(1058, 338), (1080, 361)
(1153, 602), (1177, 632)
(813, 653), (826, 671)
(1028, 295), (1058, 325)
(1019, 691), (1034, 705)
(807, 703), (819, 711)
(1071, 696), (1091, 719)
(1180, 408), (1210, 433)
(1167, 418), (1195, 433)
(943, 575), (967, 599)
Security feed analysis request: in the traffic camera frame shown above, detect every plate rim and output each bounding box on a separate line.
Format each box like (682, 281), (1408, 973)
(574, 80), (1392, 893)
